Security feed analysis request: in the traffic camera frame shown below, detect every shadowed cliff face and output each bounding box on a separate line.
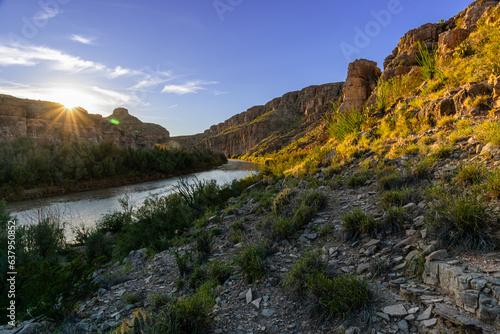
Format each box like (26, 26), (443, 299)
(0, 95), (170, 148)
(169, 83), (344, 157)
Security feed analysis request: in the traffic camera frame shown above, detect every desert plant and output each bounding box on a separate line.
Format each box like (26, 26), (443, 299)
(475, 120), (500, 145)
(85, 231), (113, 262)
(416, 41), (444, 81)
(347, 169), (371, 188)
(272, 188), (299, 217)
(380, 188), (421, 207)
(174, 251), (193, 279)
(382, 206), (410, 234)
(455, 163), (484, 185)
(194, 229), (214, 263)
(378, 171), (406, 190)
(234, 243), (269, 282)
(123, 292), (143, 305)
(341, 208), (377, 241)
(324, 102), (367, 142)
(484, 169), (500, 199)
(283, 251), (326, 293)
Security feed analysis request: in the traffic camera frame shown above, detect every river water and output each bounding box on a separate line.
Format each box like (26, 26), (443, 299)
(6, 160), (262, 236)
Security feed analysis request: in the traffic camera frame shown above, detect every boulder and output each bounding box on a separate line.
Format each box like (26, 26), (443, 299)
(339, 59), (381, 114)
(438, 29), (471, 56)
(456, 0), (500, 30)
(419, 98), (456, 122)
(494, 76), (500, 100)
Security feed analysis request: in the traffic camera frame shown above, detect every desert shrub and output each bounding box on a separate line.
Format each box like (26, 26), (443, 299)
(272, 188), (299, 217)
(426, 186), (495, 250)
(324, 164), (343, 178)
(413, 156), (437, 179)
(324, 102), (367, 142)
(378, 171), (406, 190)
(380, 188), (421, 207)
(284, 251), (370, 317)
(194, 229), (214, 263)
(484, 169), (500, 199)
(206, 260), (232, 285)
(455, 163), (484, 185)
(123, 292), (143, 305)
(382, 206), (410, 234)
(234, 243), (270, 282)
(18, 256), (95, 321)
(117, 308), (152, 334)
(417, 42), (444, 81)
(475, 121), (500, 145)
(341, 208), (377, 241)
(174, 251), (193, 279)
(85, 231), (113, 262)
(347, 169), (371, 188)
(17, 218), (66, 262)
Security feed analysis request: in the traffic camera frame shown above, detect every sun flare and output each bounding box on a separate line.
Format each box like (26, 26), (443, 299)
(49, 88), (94, 112)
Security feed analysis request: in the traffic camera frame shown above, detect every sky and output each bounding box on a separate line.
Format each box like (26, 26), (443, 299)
(0, 0), (472, 136)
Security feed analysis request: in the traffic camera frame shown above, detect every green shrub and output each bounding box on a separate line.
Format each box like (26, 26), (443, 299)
(378, 171), (406, 190)
(347, 169), (371, 188)
(455, 163), (484, 185)
(18, 256), (95, 321)
(272, 188), (299, 217)
(307, 271), (370, 317)
(416, 42), (444, 81)
(284, 251), (370, 317)
(195, 229), (214, 263)
(413, 156), (437, 179)
(324, 164), (343, 178)
(484, 169), (500, 199)
(382, 206), (409, 234)
(123, 292), (143, 305)
(324, 103), (367, 142)
(85, 231), (113, 262)
(174, 251), (193, 279)
(475, 121), (500, 145)
(234, 243), (269, 282)
(17, 218), (65, 262)
(206, 260), (232, 285)
(426, 186), (495, 250)
(380, 188), (421, 207)
(341, 208), (377, 241)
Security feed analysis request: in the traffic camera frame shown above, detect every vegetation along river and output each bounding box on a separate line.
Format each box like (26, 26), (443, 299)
(6, 160), (262, 238)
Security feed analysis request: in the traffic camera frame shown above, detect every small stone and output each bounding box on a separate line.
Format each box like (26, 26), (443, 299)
(364, 239), (381, 248)
(417, 306), (433, 321)
(262, 309), (276, 318)
(405, 250), (421, 262)
(403, 203), (417, 211)
(376, 312), (390, 322)
(238, 290), (247, 300)
(263, 295), (270, 302)
(398, 319), (409, 332)
(246, 289), (253, 304)
(421, 318), (438, 327)
(426, 250), (448, 261)
(214, 329), (223, 334)
(252, 298), (262, 309)
(383, 304), (407, 317)
(408, 307), (419, 314)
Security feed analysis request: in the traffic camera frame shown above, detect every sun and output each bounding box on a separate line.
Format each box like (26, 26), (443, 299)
(49, 88), (94, 111)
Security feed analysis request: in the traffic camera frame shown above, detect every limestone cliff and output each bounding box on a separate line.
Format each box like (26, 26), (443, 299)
(0, 95), (170, 148)
(169, 83), (344, 157)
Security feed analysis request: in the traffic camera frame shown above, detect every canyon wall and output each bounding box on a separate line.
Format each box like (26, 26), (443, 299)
(0, 95), (170, 148)
(169, 83), (344, 157)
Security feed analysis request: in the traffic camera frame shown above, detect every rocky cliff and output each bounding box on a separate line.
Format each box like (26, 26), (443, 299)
(169, 83), (344, 157)
(0, 95), (170, 148)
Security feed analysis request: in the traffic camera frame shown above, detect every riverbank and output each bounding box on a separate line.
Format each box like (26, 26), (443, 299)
(4, 162), (228, 203)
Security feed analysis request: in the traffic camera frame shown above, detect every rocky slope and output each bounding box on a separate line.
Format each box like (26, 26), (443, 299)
(169, 83), (344, 157)
(0, 95), (170, 148)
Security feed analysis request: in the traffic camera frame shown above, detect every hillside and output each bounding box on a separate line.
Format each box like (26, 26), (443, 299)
(0, 95), (170, 148)
(3, 1), (500, 334)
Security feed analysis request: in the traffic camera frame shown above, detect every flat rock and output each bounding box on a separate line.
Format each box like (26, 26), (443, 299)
(262, 309), (276, 318)
(426, 249), (448, 261)
(421, 318), (438, 327)
(246, 288), (253, 304)
(417, 306), (433, 321)
(383, 304), (408, 317)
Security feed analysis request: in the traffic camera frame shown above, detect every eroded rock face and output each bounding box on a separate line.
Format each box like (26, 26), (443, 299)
(170, 83), (344, 157)
(456, 0), (500, 30)
(339, 59), (381, 114)
(438, 29), (471, 56)
(0, 95), (170, 148)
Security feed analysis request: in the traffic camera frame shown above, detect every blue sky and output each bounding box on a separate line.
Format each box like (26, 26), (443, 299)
(0, 0), (471, 136)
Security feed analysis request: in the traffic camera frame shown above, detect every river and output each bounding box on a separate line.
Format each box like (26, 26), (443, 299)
(6, 160), (262, 237)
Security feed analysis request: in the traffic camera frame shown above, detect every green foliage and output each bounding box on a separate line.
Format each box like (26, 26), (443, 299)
(271, 188), (299, 217)
(0, 138), (227, 199)
(174, 251), (193, 279)
(16, 218), (66, 262)
(347, 169), (371, 188)
(206, 260), (233, 285)
(18, 256), (96, 320)
(416, 42), (444, 81)
(382, 206), (409, 234)
(341, 208), (377, 241)
(426, 186), (495, 250)
(474, 121), (500, 145)
(413, 156), (437, 179)
(118, 308), (152, 334)
(123, 292), (143, 305)
(85, 231), (113, 262)
(284, 251), (370, 317)
(380, 188), (421, 207)
(484, 169), (500, 199)
(378, 171), (406, 191)
(194, 229), (214, 263)
(234, 243), (270, 282)
(324, 103), (367, 142)
(455, 163), (484, 185)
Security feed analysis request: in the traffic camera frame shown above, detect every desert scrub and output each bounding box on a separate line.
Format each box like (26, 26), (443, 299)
(272, 188), (299, 217)
(123, 292), (143, 305)
(341, 208), (378, 241)
(484, 169), (500, 199)
(380, 188), (421, 207)
(474, 120), (500, 145)
(381, 206), (410, 235)
(324, 102), (367, 142)
(324, 163), (343, 178)
(284, 251), (370, 317)
(194, 229), (214, 262)
(85, 230), (113, 262)
(413, 156), (437, 179)
(378, 170), (406, 190)
(455, 163), (484, 185)
(426, 186), (496, 250)
(234, 243), (270, 282)
(347, 169), (371, 188)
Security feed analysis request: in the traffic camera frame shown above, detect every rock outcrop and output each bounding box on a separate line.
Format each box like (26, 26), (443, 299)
(170, 83), (344, 157)
(338, 59), (381, 113)
(0, 95), (170, 148)
(382, 0), (499, 81)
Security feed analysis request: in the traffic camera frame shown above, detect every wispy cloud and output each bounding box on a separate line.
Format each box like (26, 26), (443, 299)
(34, 8), (63, 21)
(70, 34), (96, 45)
(162, 80), (217, 95)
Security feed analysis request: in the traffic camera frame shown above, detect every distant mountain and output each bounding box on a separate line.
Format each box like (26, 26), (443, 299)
(0, 95), (170, 148)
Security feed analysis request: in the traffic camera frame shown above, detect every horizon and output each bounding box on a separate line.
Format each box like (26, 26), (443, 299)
(0, 0), (471, 136)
